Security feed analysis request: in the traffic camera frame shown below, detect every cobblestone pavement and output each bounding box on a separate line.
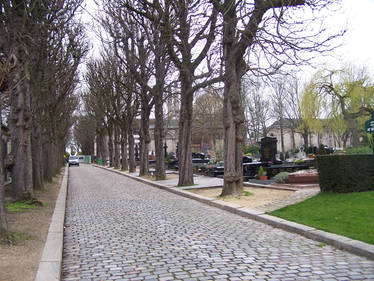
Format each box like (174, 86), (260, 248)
(62, 165), (374, 281)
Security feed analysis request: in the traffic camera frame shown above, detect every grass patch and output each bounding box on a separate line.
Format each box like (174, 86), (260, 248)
(6, 199), (43, 213)
(0, 230), (32, 245)
(243, 191), (253, 197)
(269, 191), (374, 245)
(218, 191), (254, 200)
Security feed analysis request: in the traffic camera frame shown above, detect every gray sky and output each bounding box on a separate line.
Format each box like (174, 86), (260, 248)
(82, 0), (374, 76)
(329, 0), (374, 73)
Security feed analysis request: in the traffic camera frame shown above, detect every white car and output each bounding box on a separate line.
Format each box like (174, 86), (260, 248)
(68, 156), (79, 167)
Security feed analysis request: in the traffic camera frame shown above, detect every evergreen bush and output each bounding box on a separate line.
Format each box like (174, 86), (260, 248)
(273, 172), (290, 183)
(243, 145), (260, 155)
(344, 146), (372, 155)
(317, 155), (374, 193)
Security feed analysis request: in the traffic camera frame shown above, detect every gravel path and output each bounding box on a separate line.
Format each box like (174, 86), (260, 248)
(255, 189), (320, 212)
(62, 165), (374, 280)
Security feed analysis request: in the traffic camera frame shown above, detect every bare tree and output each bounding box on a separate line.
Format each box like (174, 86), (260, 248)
(0, 51), (11, 234)
(193, 89), (224, 152)
(242, 77), (271, 143)
(270, 77), (288, 154)
(100, 1), (176, 179)
(283, 74), (302, 150)
(84, 59), (116, 166)
(0, 0), (86, 208)
(154, 0), (222, 186)
(74, 115), (96, 155)
(215, 0), (343, 196)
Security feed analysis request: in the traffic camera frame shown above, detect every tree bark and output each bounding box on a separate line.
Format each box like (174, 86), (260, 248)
(221, 68), (245, 196)
(154, 89), (166, 180)
(346, 116), (360, 148)
(107, 125), (114, 167)
(177, 75), (194, 186)
(280, 118), (285, 154)
(96, 131), (104, 160)
(128, 127), (136, 173)
(291, 128), (296, 150)
(220, 3), (248, 196)
(31, 120), (44, 190)
(113, 124), (121, 169)
(121, 123), (129, 171)
(139, 107), (151, 176)
(0, 112), (8, 233)
(10, 45), (33, 200)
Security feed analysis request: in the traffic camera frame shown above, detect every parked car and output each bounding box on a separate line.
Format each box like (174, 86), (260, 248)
(68, 155), (79, 167)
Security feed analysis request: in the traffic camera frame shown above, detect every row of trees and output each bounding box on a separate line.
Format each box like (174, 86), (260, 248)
(80, 0), (341, 197)
(243, 67), (374, 153)
(0, 1), (86, 235)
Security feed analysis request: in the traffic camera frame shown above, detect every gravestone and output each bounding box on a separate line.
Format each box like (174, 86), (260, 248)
(297, 146), (306, 159)
(260, 136), (277, 163)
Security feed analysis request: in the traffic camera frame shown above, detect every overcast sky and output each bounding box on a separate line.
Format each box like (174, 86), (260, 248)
(82, 0), (374, 77)
(329, 0), (374, 73)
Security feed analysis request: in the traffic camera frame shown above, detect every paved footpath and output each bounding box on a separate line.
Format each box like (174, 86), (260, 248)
(62, 165), (374, 281)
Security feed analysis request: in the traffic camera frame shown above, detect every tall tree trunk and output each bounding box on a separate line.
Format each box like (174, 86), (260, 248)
(0, 112), (8, 233)
(177, 77), (194, 186)
(47, 141), (58, 177)
(220, 5), (246, 196)
(113, 124), (120, 169)
(347, 117), (360, 148)
(221, 72), (245, 196)
(96, 132), (103, 160)
(42, 140), (52, 181)
(302, 127), (309, 150)
(291, 128), (296, 149)
(154, 91), (166, 180)
(10, 45), (33, 200)
(280, 118), (285, 154)
(128, 127), (136, 173)
(102, 133), (109, 164)
(107, 125), (114, 167)
(343, 131), (349, 148)
(139, 108), (151, 176)
(32, 121), (43, 190)
(121, 123), (128, 171)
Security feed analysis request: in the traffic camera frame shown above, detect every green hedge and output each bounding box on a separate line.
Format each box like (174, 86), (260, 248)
(317, 155), (374, 193)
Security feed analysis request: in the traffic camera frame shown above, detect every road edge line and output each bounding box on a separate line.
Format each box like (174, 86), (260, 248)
(34, 165), (68, 281)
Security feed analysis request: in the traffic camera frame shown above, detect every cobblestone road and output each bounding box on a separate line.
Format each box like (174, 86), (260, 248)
(62, 165), (374, 281)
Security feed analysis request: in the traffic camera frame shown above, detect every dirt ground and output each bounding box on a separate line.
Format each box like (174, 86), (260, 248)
(187, 186), (294, 209)
(0, 169), (63, 281)
(141, 173), (179, 181)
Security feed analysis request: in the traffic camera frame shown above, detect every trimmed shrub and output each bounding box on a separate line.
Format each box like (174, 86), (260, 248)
(345, 146), (372, 155)
(273, 172), (290, 183)
(317, 155), (374, 193)
(243, 145), (260, 155)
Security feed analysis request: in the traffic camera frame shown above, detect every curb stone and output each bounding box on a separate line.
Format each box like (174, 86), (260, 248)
(35, 165), (68, 281)
(95, 164), (374, 261)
